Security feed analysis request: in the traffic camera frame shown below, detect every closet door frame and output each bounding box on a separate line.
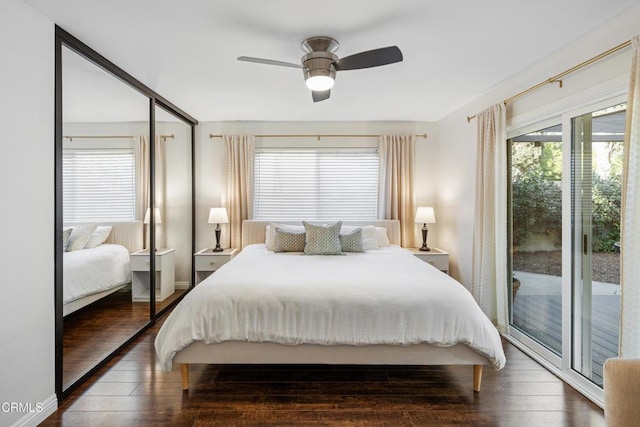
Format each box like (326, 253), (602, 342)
(54, 25), (198, 400)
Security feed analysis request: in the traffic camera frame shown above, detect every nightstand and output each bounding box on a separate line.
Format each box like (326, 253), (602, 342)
(407, 247), (449, 274)
(130, 248), (175, 301)
(194, 248), (238, 284)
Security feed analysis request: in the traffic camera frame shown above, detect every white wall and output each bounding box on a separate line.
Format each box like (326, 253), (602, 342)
(436, 4), (640, 287)
(0, 0), (56, 425)
(194, 121), (438, 251)
(157, 120), (193, 284)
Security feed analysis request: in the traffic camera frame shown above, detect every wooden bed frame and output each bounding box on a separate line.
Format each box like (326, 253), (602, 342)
(175, 220), (489, 392)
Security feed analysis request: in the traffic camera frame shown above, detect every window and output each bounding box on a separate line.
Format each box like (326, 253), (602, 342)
(63, 149), (136, 222)
(253, 148), (379, 221)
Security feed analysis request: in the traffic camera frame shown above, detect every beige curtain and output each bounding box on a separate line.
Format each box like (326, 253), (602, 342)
(471, 103), (508, 332)
(223, 135), (255, 249)
(620, 35), (640, 358)
(135, 135), (166, 249)
(378, 135), (416, 248)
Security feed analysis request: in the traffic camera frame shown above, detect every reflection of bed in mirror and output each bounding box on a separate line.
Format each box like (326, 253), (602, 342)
(63, 222), (142, 316)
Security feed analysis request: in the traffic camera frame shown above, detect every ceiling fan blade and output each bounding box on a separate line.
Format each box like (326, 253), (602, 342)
(335, 46), (403, 71)
(237, 56), (302, 69)
(312, 89), (331, 102)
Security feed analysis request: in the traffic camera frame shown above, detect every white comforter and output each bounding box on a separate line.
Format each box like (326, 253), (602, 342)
(155, 244), (506, 371)
(63, 244), (131, 304)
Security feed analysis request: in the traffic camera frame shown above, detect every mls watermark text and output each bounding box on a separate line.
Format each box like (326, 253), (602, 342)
(1, 402), (44, 413)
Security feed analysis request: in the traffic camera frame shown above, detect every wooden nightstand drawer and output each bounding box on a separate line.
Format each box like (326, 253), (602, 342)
(195, 253), (232, 271)
(131, 248), (174, 271)
(194, 248), (238, 284)
(419, 255), (448, 271)
(406, 248), (450, 274)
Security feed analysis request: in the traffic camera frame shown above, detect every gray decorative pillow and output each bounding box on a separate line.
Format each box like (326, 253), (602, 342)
(274, 228), (306, 253)
(339, 228), (364, 253)
(302, 221), (344, 255)
(62, 227), (73, 252)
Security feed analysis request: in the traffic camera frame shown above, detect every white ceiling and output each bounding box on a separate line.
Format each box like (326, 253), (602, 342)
(24, 0), (639, 122)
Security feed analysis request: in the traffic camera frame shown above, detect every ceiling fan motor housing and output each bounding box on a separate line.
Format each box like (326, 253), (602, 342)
(301, 36), (339, 83)
(302, 51), (338, 82)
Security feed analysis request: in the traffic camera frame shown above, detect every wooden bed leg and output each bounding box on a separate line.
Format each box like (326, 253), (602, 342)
(181, 364), (189, 391)
(473, 365), (483, 392)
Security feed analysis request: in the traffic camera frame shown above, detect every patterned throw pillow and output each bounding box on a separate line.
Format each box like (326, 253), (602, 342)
(274, 228), (306, 253)
(62, 227), (73, 252)
(302, 221), (344, 255)
(339, 228), (364, 253)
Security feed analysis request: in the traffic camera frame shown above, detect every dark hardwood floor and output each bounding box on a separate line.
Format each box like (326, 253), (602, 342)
(46, 317), (605, 426)
(63, 288), (186, 387)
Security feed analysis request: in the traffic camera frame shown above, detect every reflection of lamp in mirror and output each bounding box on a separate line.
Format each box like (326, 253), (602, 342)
(415, 207), (436, 252)
(208, 208), (229, 252)
(143, 208), (162, 250)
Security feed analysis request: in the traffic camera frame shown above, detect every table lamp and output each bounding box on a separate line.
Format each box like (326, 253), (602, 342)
(415, 207), (436, 251)
(208, 207), (229, 252)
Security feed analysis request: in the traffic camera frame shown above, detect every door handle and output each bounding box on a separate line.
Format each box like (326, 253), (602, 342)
(583, 234), (588, 255)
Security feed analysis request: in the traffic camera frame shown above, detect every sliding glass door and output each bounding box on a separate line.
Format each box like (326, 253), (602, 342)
(571, 104), (624, 386)
(508, 99), (625, 392)
(509, 124), (564, 357)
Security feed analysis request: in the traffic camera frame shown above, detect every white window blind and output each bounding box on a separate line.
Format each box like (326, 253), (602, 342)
(254, 148), (379, 221)
(63, 149), (136, 222)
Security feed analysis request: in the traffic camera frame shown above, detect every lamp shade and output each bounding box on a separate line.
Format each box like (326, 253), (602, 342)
(143, 207), (162, 224)
(208, 207), (229, 224)
(415, 207), (436, 224)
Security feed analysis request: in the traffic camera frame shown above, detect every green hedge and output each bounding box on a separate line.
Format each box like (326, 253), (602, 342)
(512, 169), (621, 253)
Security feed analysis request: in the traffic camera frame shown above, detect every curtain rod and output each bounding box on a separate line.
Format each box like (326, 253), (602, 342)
(209, 133), (427, 140)
(466, 38), (633, 123)
(64, 134), (175, 141)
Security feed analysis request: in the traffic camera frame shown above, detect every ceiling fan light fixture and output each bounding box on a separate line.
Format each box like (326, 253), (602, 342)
(237, 36), (403, 102)
(305, 75), (334, 91)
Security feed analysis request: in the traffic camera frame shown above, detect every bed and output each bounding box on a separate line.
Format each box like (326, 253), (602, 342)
(63, 222), (142, 316)
(155, 220), (506, 392)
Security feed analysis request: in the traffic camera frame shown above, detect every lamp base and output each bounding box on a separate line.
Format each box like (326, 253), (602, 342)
(213, 225), (223, 252)
(420, 224), (431, 252)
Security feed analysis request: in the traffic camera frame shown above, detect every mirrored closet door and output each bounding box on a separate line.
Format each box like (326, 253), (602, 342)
(60, 44), (152, 390)
(153, 105), (194, 315)
(55, 26), (197, 398)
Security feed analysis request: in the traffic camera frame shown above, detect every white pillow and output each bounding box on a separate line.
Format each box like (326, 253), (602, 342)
(375, 227), (391, 247)
(265, 223), (305, 251)
(84, 225), (113, 249)
(361, 226), (380, 250)
(66, 224), (97, 251)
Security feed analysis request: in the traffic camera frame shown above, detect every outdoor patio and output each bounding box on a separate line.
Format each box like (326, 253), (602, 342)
(512, 271), (620, 385)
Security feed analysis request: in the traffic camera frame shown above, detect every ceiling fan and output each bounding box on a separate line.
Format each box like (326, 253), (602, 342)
(238, 36), (403, 102)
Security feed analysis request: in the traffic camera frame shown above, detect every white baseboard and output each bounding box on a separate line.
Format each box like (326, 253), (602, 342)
(175, 281), (189, 290)
(11, 393), (57, 427)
